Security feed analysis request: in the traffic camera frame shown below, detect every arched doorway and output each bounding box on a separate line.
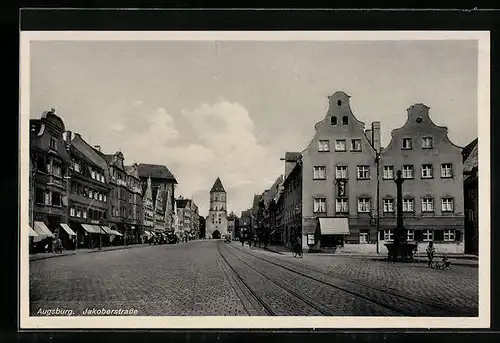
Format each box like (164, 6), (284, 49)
(212, 230), (221, 239)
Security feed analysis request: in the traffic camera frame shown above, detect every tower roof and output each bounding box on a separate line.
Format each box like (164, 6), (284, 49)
(210, 177), (226, 193)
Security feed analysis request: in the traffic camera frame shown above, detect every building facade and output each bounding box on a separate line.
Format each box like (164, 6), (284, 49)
(125, 164), (144, 243)
(65, 132), (110, 249)
(136, 164), (177, 233)
(29, 109), (71, 251)
(100, 151), (131, 244)
(463, 138), (478, 255)
(206, 177), (228, 239)
(199, 215), (206, 239)
(301, 92), (380, 252)
(378, 103), (465, 254)
(238, 209), (253, 240)
(142, 176), (155, 239)
(276, 156), (302, 249)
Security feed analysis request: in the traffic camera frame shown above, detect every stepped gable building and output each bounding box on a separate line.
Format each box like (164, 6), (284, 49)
(29, 109), (71, 250)
(301, 91), (381, 253)
(463, 138), (478, 255)
(378, 103), (465, 254)
(136, 164), (177, 233)
(206, 177), (228, 239)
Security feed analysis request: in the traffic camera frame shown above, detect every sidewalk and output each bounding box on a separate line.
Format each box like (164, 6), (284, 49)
(256, 244), (478, 268)
(29, 243), (152, 261)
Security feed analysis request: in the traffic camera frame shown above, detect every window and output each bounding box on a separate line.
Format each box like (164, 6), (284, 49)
(313, 198), (326, 213)
(44, 190), (51, 205)
(335, 140), (346, 151)
(383, 199), (394, 213)
(70, 207), (75, 217)
(330, 116), (337, 125)
(402, 138), (412, 149)
(423, 229), (434, 241)
(421, 164), (433, 178)
(99, 193), (103, 201)
(422, 198), (434, 212)
(82, 210), (87, 219)
(357, 198), (371, 213)
(442, 198), (454, 212)
(441, 163), (453, 178)
(351, 139), (362, 151)
(35, 188), (44, 204)
(403, 198), (414, 212)
(383, 166), (394, 179)
(52, 164), (61, 177)
(335, 166), (348, 179)
(444, 229), (455, 241)
(76, 209), (82, 218)
(407, 229), (414, 241)
(402, 165), (414, 179)
(101, 174), (105, 183)
(36, 157), (46, 172)
(49, 136), (57, 149)
(357, 165), (370, 179)
(313, 166), (326, 180)
(318, 140), (330, 152)
(336, 198), (348, 213)
(89, 190), (93, 198)
(422, 137), (433, 149)
(359, 232), (368, 244)
(384, 230), (394, 242)
(342, 116), (348, 125)
(337, 100), (342, 106)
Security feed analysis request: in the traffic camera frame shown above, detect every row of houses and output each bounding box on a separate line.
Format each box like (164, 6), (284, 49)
(249, 91), (479, 255)
(28, 109), (202, 252)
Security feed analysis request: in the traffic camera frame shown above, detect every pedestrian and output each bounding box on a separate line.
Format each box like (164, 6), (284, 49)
(426, 241), (435, 267)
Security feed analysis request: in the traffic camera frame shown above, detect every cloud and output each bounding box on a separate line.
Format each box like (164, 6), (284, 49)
(172, 99), (283, 215)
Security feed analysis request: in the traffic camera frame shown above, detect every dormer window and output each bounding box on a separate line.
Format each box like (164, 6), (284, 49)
(342, 116), (349, 125)
(330, 116), (337, 125)
(49, 136), (57, 150)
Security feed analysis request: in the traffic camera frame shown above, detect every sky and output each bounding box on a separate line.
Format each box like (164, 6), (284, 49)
(29, 39), (478, 217)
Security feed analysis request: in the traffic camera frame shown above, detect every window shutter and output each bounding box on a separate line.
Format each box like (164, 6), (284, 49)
(455, 230), (462, 242)
(434, 229), (444, 242)
(414, 230), (423, 242)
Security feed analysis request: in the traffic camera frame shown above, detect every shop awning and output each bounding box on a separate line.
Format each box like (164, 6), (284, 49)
(110, 230), (123, 236)
(81, 224), (99, 234)
(59, 223), (76, 236)
(318, 217), (350, 235)
(34, 221), (55, 238)
(28, 226), (39, 237)
(99, 226), (113, 235)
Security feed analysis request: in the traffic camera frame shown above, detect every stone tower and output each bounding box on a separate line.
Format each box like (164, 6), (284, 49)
(206, 177), (228, 239)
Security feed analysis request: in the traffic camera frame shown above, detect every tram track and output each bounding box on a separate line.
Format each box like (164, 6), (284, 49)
(231, 244), (475, 317)
(219, 242), (400, 316)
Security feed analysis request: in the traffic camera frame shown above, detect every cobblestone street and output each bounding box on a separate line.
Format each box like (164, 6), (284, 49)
(30, 240), (479, 317)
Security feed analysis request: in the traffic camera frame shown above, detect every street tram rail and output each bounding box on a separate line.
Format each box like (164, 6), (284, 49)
(231, 243), (475, 317)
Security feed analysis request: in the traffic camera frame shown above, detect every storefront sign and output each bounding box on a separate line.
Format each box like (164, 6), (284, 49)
(307, 234), (315, 246)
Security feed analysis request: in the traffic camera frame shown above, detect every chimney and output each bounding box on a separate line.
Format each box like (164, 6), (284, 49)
(94, 145), (101, 152)
(371, 121), (381, 152)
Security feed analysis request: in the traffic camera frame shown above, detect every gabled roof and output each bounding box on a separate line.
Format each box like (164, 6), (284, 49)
(210, 177), (225, 193)
(70, 134), (108, 170)
(462, 138), (478, 162)
(176, 199), (190, 209)
(136, 163), (177, 184)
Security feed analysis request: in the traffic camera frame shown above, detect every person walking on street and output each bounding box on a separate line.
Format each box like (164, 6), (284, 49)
(426, 241), (435, 267)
